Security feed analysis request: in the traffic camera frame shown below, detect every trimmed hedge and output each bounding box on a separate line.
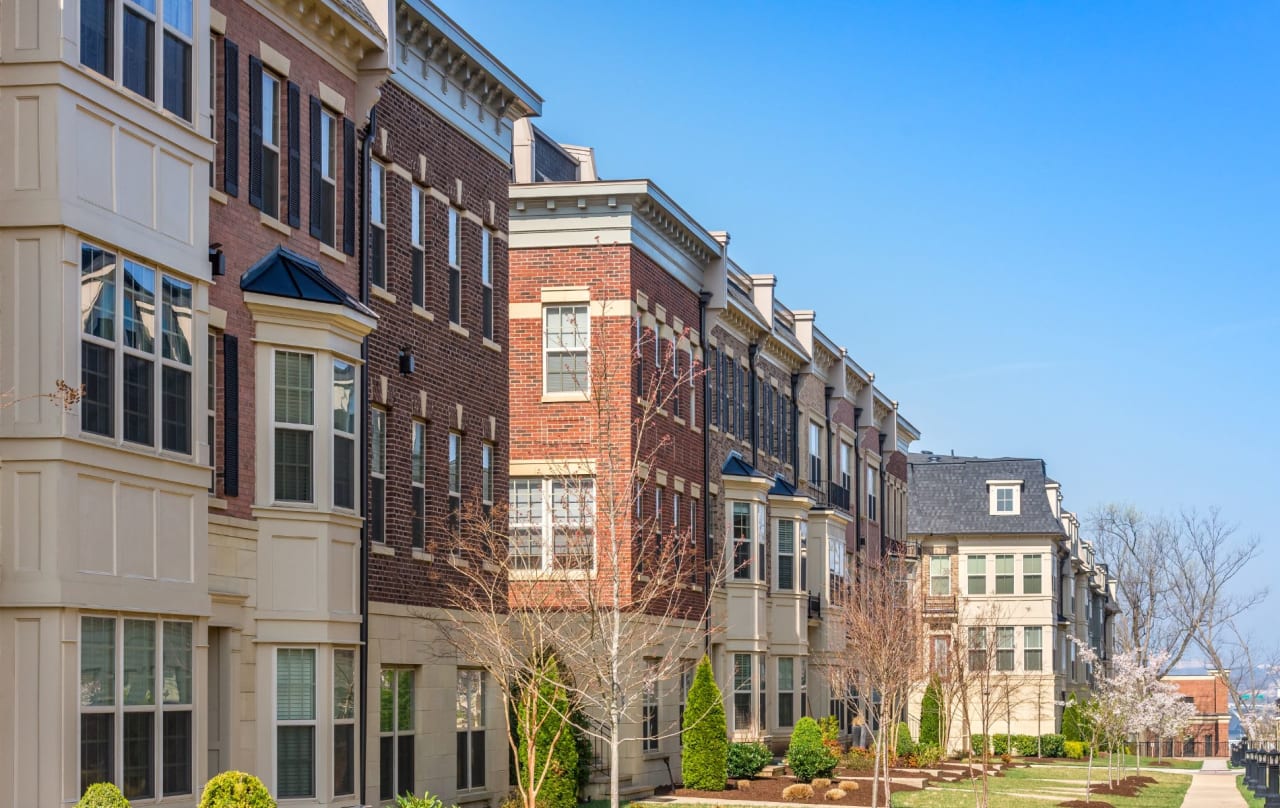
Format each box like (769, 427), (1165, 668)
(787, 717), (838, 783)
(727, 742), (772, 779)
(1011, 734), (1038, 756)
(971, 734), (989, 756)
(198, 771), (276, 808)
(1064, 741), (1092, 760)
(1039, 734), (1066, 758)
(682, 656), (728, 790)
(76, 783), (130, 808)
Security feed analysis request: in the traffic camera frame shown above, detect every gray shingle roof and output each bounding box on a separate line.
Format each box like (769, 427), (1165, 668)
(908, 453), (1066, 536)
(331, 0), (383, 38)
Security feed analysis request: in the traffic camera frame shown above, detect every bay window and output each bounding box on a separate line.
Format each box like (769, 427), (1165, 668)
(273, 351), (314, 502)
(995, 554), (1015, 594)
(1024, 627), (1043, 671)
(732, 653), (752, 732)
(332, 360), (356, 509)
(642, 660), (659, 752)
(731, 502), (752, 581)
(996, 627), (1015, 671)
(276, 649), (315, 799)
(967, 627), (987, 671)
(78, 0), (193, 120)
(776, 519), (795, 591)
(967, 555), (986, 595)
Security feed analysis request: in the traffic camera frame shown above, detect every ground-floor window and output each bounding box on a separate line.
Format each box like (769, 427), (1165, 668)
(276, 648), (316, 799)
(733, 653), (753, 731)
(457, 669), (486, 790)
(642, 660), (659, 751)
(380, 668), (415, 801)
(777, 657), (795, 728)
(80, 616), (193, 799)
(333, 649), (357, 796)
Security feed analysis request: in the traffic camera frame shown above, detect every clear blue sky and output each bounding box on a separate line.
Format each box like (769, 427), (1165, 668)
(446, 2), (1279, 639)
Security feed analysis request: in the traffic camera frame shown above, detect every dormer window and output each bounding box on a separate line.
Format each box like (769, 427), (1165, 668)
(987, 480), (1022, 515)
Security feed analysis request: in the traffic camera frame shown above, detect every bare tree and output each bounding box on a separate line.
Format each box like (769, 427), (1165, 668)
(422, 313), (722, 808)
(1203, 618), (1280, 749)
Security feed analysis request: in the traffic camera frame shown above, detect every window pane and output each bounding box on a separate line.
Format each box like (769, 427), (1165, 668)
(163, 621), (192, 704)
(379, 735), (394, 800)
(274, 430), (313, 502)
(122, 8), (154, 100)
(470, 730), (485, 788)
(448, 433), (460, 494)
(81, 616), (116, 707)
(161, 277), (192, 363)
(778, 658), (794, 691)
(334, 724), (355, 795)
(412, 423), (426, 484)
(161, 366), (191, 453)
(333, 360), (356, 434)
(397, 669), (413, 730)
(81, 342), (115, 437)
(397, 735), (414, 796)
(80, 0), (114, 77)
(163, 0), (191, 34)
(274, 352), (314, 425)
(380, 671), (394, 733)
(371, 409), (386, 474)
(80, 713), (114, 795)
(276, 649), (315, 721)
(162, 710), (192, 795)
(122, 619), (156, 706)
(123, 354), (154, 445)
(277, 726), (315, 798)
(123, 711), (155, 799)
(122, 261), (156, 352)
(162, 33), (191, 118)
(508, 478), (543, 569)
(334, 435), (354, 509)
(334, 650), (356, 720)
(81, 245), (117, 340)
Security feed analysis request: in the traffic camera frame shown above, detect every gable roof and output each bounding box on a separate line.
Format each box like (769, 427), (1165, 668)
(908, 453), (1065, 536)
(241, 247), (376, 318)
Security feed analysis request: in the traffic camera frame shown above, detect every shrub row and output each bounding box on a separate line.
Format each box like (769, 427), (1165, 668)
(971, 733), (1070, 758)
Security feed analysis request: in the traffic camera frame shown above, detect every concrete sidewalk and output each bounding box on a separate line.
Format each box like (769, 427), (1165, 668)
(1181, 758), (1248, 808)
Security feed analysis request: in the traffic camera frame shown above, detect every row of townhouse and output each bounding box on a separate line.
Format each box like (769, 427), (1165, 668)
(906, 452), (1120, 748)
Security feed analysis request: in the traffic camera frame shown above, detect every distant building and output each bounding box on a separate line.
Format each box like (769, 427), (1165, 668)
(1159, 672), (1230, 756)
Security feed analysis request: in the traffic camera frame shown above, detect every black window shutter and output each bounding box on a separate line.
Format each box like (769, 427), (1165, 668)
(342, 117), (356, 256)
(247, 56), (263, 210)
(222, 333), (239, 498)
(223, 39), (239, 197)
(309, 96), (322, 240)
(287, 82), (301, 228)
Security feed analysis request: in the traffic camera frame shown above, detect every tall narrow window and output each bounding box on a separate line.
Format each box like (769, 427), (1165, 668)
(1023, 554), (1043, 594)
(929, 555), (951, 596)
(808, 422), (822, 484)
(733, 653), (752, 732)
(370, 162), (386, 288)
(122, 260), (156, 446)
(776, 520), (795, 591)
(551, 479), (594, 569)
(456, 670), (485, 790)
(642, 661), (659, 751)
(867, 466), (878, 521)
(81, 0), (114, 78)
(207, 331), (217, 491)
(481, 442), (494, 513)
(318, 109), (337, 246)
(731, 502), (752, 581)
(481, 229), (494, 340)
(410, 186), (426, 308)
(259, 70), (281, 217)
(207, 32), (216, 186)
(967, 555), (987, 595)
(448, 208), (462, 325)
(370, 408), (386, 542)
(332, 360), (356, 509)
(543, 305), (589, 394)
(688, 347), (696, 424)
(447, 431), (461, 530)
(508, 478), (543, 569)
(162, 0), (193, 118)
(828, 536), (846, 598)
(276, 649), (316, 799)
(274, 352), (314, 502)
(995, 554), (1015, 594)
(672, 491), (680, 534)
(996, 627), (1015, 671)
(778, 657), (795, 728)
(671, 341), (681, 418)
(160, 276), (194, 453)
(81, 246), (117, 437)
(967, 628), (987, 671)
(411, 422), (426, 549)
(379, 668), (414, 801)
(122, 0), (156, 100)
(1024, 627), (1043, 671)
(333, 649), (357, 796)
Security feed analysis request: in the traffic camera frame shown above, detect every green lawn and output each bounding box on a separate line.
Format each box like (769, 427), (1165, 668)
(1237, 774), (1265, 808)
(891, 764), (1193, 808)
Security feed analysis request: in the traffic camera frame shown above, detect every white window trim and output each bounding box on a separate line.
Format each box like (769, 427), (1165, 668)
(369, 407), (386, 541)
(481, 442), (494, 507)
(319, 109), (338, 246)
(261, 70), (282, 219)
(272, 646), (318, 801)
(987, 479), (1023, 515)
(774, 518), (797, 592)
(542, 304), (591, 398)
(369, 161), (386, 287)
(508, 476), (597, 574)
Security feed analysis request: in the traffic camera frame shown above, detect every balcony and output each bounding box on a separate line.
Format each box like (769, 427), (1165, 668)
(808, 593), (823, 621)
(887, 538), (920, 559)
(828, 482), (851, 513)
(923, 595), (957, 617)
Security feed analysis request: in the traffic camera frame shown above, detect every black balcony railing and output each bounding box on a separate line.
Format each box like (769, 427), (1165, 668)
(829, 482), (850, 513)
(808, 593), (822, 620)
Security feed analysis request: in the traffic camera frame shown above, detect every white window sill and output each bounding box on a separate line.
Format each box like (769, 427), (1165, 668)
(482, 337), (502, 353)
(318, 242), (346, 263)
(372, 285), (397, 304)
(208, 496), (229, 510)
(449, 321), (470, 338)
(371, 544), (395, 557)
(412, 304), (434, 322)
(543, 391), (589, 403)
(209, 187), (228, 206)
(412, 549), (433, 562)
(260, 211), (291, 235)
(509, 569), (596, 581)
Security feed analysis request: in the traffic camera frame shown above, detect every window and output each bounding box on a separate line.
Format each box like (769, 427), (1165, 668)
(967, 627), (987, 671)
(653, 485), (664, 536)
(867, 466), (878, 521)
(79, 246), (194, 455)
(80, 0), (193, 118)
(996, 487), (1014, 513)
(828, 535), (846, 597)
(276, 649), (316, 799)
(634, 316), (646, 398)
(839, 442), (852, 491)
(80, 0), (114, 78)
(731, 502), (752, 581)
(642, 661), (659, 752)
(333, 360), (356, 509)
(758, 655), (766, 733)
(671, 341), (682, 418)
(678, 662), (694, 737)
(370, 408), (386, 542)
(125, 0), (156, 99)
(808, 422), (822, 483)
(318, 108), (337, 246)
(688, 347), (697, 424)
(333, 650), (357, 796)
(207, 332), (217, 491)
(411, 422), (426, 549)
(259, 70), (282, 218)
(411, 186), (426, 308)
(508, 478), (595, 570)
(161, 0), (192, 117)
(448, 208), (462, 325)
(995, 554), (1014, 594)
(967, 555), (986, 595)
(778, 657), (795, 728)
(543, 305), (589, 394)
(1024, 627), (1043, 671)
(379, 669), (414, 801)
(448, 431), (461, 530)
(481, 443), (494, 512)
(370, 162), (386, 288)
(456, 670), (485, 790)
(273, 351), (314, 502)
(672, 491), (680, 534)
(800, 660), (808, 719)
(207, 33), (215, 186)
(996, 627), (1015, 671)
(481, 229), (494, 340)
(733, 653), (752, 732)
(776, 519), (795, 591)
(79, 617), (193, 799)
(929, 556), (950, 596)
(689, 498), (697, 548)
(931, 636), (951, 673)
(1023, 554), (1042, 594)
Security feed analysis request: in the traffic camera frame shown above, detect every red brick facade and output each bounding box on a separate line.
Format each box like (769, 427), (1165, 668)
(1163, 674), (1231, 757)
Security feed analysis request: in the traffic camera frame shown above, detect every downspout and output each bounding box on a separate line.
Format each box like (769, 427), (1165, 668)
(699, 292), (712, 651)
(823, 386), (834, 505)
(878, 434), (887, 555)
(358, 105), (378, 805)
(853, 407), (863, 550)
(747, 342), (760, 462)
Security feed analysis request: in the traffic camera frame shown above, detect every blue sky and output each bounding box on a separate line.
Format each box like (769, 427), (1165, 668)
(446, 2), (1279, 639)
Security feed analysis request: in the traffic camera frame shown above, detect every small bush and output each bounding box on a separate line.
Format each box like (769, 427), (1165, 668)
(841, 746), (876, 772)
(837, 780), (860, 792)
(823, 788), (846, 801)
(991, 734), (1013, 756)
(1012, 735), (1038, 756)
(727, 742), (772, 779)
(817, 715), (843, 758)
(970, 734), (989, 756)
(76, 783), (130, 808)
(895, 722), (915, 760)
(1039, 734), (1066, 758)
(1000, 753), (1013, 766)
(909, 744), (942, 769)
(782, 784), (814, 801)
(1064, 741), (1091, 760)
(396, 793), (450, 808)
(787, 717), (838, 783)
(199, 771), (276, 808)
(919, 679), (942, 748)
(811, 778), (832, 790)
(682, 656), (728, 790)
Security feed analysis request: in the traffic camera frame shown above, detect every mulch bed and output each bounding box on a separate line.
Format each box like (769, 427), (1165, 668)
(669, 776), (921, 806)
(1057, 802), (1115, 808)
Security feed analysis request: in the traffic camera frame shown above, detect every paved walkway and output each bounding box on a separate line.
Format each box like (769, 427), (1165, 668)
(1181, 758), (1248, 808)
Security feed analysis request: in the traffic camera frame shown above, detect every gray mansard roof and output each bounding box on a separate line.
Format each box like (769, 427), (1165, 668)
(908, 453), (1066, 536)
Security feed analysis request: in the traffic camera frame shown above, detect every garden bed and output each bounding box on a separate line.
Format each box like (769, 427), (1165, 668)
(667, 776), (922, 806)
